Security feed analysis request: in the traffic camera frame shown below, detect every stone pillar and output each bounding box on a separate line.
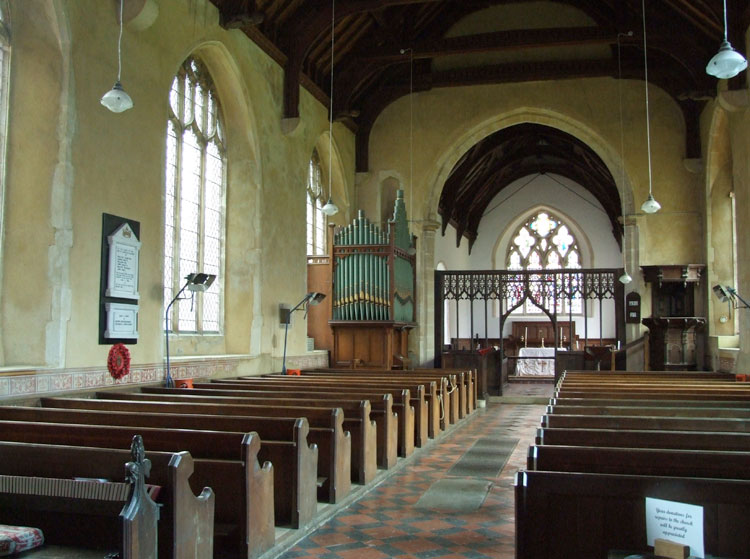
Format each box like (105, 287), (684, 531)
(623, 216), (643, 369)
(414, 220), (440, 367)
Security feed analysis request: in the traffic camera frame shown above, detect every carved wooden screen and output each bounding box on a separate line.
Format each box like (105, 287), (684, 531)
(434, 269), (625, 380)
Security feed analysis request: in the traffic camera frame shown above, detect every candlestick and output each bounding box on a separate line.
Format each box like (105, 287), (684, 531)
(524, 327), (528, 347)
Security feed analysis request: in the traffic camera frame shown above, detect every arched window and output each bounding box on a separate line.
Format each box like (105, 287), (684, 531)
(0, 3), (10, 268)
(164, 57), (225, 333)
(306, 149), (326, 256)
(506, 210), (582, 314)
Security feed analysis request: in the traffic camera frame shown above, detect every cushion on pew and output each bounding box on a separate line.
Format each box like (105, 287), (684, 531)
(0, 525), (44, 556)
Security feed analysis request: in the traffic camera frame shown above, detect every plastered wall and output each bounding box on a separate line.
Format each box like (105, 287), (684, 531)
(0, 0), (355, 379)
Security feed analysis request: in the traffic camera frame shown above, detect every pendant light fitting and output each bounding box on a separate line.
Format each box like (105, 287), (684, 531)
(640, 0), (660, 215)
(706, 0), (748, 79)
(322, 0), (339, 217)
(101, 0), (133, 113)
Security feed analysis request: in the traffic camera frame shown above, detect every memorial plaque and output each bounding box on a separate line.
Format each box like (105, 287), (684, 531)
(105, 302), (139, 340)
(106, 223), (141, 300)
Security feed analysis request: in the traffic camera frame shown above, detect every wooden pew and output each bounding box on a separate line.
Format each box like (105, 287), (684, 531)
(0, 436), (160, 559)
(0, 417), (317, 530)
(552, 396), (750, 408)
(88, 392), (378, 482)
(0, 421), (280, 558)
(308, 367), (475, 418)
(555, 389), (750, 400)
(205, 379), (416, 456)
(515, 470), (750, 558)
(559, 370), (732, 380)
(2, 404), (349, 505)
(535, 427), (750, 451)
(542, 414), (750, 433)
(527, 444), (750, 480)
(0, 439), (213, 559)
(229, 375), (431, 447)
(547, 404), (750, 418)
(140, 387), (398, 469)
(311, 368), (465, 425)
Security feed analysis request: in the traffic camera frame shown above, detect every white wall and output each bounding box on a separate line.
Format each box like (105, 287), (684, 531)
(435, 173), (621, 343)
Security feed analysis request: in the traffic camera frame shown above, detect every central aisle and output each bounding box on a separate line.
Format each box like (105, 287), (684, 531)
(278, 400), (547, 559)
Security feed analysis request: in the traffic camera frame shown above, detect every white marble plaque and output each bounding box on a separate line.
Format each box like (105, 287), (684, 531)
(105, 302), (139, 339)
(106, 223), (141, 300)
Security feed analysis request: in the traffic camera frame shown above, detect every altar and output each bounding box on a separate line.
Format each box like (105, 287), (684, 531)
(516, 347), (556, 376)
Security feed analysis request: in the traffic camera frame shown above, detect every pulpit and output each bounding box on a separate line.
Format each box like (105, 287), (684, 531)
(641, 265), (706, 370)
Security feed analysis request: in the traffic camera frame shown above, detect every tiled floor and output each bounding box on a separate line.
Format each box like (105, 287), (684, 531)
(278, 384), (551, 559)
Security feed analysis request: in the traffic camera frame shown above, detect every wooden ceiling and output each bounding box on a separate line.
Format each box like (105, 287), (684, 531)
(210, 0), (749, 247)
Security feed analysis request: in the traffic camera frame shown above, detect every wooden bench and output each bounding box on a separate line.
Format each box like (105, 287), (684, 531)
(4, 403), (348, 505)
(47, 395), (377, 485)
(555, 389), (750, 400)
(547, 404), (750, 418)
(232, 375), (431, 447)
(527, 444), (750, 480)
(0, 436), (160, 559)
(206, 379), (416, 456)
(535, 426), (750, 451)
(541, 414), (750, 433)
(515, 469), (750, 558)
(0, 420), (279, 558)
(560, 370), (733, 380)
(139, 387), (398, 470)
(0, 415), (316, 530)
(310, 368), (463, 427)
(318, 367), (472, 422)
(552, 396), (750, 408)
(91, 392), (379, 481)
(0, 438), (213, 559)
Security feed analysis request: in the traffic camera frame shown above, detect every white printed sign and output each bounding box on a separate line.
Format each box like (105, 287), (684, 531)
(645, 497), (704, 558)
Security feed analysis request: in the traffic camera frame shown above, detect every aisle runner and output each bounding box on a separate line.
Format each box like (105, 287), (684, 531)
(415, 436), (519, 512)
(447, 437), (519, 478)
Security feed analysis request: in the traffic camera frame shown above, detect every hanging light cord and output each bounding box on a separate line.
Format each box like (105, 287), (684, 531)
(409, 48), (414, 213)
(617, 32), (628, 270)
(328, 0), (335, 203)
(641, 0), (653, 198)
(722, 0), (729, 42)
(117, 0), (124, 82)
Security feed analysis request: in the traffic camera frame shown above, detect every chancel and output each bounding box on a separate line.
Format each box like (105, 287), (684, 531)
(1, 1), (749, 558)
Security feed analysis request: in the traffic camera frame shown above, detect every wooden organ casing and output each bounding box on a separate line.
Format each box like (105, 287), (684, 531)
(328, 190), (417, 369)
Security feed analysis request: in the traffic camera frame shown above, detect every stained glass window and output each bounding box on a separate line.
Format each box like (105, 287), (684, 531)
(506, 210), (582, 314)
(164, 57), (225, 333)
(306, 149), (326, 256)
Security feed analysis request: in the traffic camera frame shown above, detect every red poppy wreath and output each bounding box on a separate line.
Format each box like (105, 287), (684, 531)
(107, 343), (131, 380)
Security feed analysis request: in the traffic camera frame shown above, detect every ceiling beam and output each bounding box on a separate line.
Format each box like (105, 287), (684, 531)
(360, 26), (622, 62)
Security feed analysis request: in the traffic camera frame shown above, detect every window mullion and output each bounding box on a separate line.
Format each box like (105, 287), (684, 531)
(197, 129), (208, 333)
(171, 122), (185, 333)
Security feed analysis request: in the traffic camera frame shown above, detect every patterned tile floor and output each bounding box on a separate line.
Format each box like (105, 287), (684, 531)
(278, 387), (551, 559)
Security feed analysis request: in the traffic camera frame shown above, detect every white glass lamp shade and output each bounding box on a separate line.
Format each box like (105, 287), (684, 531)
(101, 81), (134, 113)
(619, 271), (633, 285)
(641, 193), (661, 214)
(706, 40), (748, 79)
(321, 197), (339, 216)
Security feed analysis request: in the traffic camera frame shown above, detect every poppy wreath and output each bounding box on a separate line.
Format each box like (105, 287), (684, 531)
(107, 343), (131, 380)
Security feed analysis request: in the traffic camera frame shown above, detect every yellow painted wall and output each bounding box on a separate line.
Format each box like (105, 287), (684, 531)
(362, 78), (703, 265)
(0, 0), (354, 373)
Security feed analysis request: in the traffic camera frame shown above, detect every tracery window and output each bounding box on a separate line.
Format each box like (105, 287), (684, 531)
(164, 57), (225, 333)
(306, 149), (326, 256)
(506, 210), (582, 314)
